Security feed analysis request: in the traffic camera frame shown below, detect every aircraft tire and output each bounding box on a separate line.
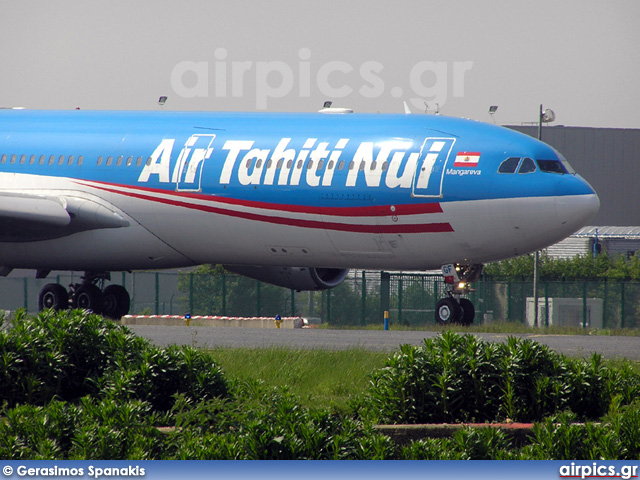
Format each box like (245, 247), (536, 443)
(38, 283), (69, 311)
(73, 284), (103, 314)
(459, 298), (475, 325)
(102, 284), (131, 319)
(435, 298), (461, 325)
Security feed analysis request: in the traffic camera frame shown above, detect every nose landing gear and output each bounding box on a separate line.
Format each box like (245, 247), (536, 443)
(37, 271), (131, 319)
(435, 263), (482, 326)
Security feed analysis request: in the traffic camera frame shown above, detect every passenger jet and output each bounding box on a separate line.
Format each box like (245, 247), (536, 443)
(0, 108), (599, 324)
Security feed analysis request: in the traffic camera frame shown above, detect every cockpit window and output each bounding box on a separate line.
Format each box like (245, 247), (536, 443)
(537, 159), (568, 174)
(498, 157), (520, 173)
(554, 150), (576, 174)
(518, 157), (536, 174)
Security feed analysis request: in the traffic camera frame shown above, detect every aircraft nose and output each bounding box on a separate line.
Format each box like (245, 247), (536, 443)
(555, 180), (600, 231)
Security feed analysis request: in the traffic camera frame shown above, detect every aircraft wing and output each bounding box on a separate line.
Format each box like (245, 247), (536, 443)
(0, 192), (129, 242)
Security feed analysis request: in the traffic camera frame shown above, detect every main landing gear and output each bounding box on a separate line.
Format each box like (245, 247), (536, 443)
(38, 272), (130, 320)
(435, 264), (483, 326)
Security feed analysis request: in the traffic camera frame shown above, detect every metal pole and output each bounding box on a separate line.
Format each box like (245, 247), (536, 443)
(582, 281), (588, 328)
(326, 289), (330, 324)
(620, 282), (625, 329)
(23, 277), (28, 311)
(534, 251), (539, 327)
(602, 278), (608, 329)
(189, 273), (194, 314)
(544, 282), (549, 327)
(155, 272), (159, 315)
(222, 272), (227, 315)
(256, 280), (261, 316)
(537, 103), (543, 140)
(361, 270), (366, 326)
(398, 277), (403, 325)
(533, 104), (543, 327)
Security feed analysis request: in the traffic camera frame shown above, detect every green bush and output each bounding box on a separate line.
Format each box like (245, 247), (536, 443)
(0, 398), (167, 460)
(97, 345), (228, 411)
(0, 309), (229, 410)
(361, 331), (640, 424)
(164, 382), (398, 460)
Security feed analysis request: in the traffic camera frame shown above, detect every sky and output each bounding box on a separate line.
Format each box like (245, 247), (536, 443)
(1, 0), (639, 128)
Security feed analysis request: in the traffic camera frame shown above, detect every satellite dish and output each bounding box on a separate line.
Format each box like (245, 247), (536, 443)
(542, 108), (555, 123)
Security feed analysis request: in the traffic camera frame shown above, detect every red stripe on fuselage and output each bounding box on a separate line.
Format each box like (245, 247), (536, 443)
(75, 180), (454, 234)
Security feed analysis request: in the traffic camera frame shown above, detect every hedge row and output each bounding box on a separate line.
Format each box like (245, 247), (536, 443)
(359, 331), (640, 424)
(3, 310), (640, 459)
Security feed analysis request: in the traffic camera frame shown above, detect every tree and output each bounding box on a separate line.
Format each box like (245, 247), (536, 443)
(177, 265), (291, 317)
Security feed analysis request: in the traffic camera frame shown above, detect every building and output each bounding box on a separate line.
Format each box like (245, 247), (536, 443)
(508, 125), (640, 227)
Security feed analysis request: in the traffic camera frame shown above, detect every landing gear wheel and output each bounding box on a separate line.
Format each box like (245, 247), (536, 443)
(38, 284), (69, 311)
(73, 284), (103, 314)
(102, 284), (130, 319)
(459, 298), (475, 326)
(435, 298), (461, 325)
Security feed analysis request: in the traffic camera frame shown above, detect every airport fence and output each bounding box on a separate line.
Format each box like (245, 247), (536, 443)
(1, 270), (640, 329)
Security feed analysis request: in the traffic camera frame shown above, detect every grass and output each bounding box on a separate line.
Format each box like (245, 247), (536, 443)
(206, 347), (388, 413)
(322, 320), (640, 336)
(206, 345), (640, 415)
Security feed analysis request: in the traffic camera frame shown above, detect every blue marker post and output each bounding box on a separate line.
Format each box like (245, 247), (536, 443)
(384, 310), (389, 331)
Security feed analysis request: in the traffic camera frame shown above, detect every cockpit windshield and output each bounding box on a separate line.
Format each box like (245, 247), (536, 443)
(537, 149), (576, 175)
(537, 159), (568, 174)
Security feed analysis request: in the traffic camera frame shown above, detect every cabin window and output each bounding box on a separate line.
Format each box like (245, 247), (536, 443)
(10, 154), (16, 164)
(106, 156), (113, 166)
(48, 155), (55, 165)
(498, 157), (520, 173)
(78, 156), (84, 166)
(39, 155), (45, 165)
(116, 156), (123, 167)
(1, 154), (7, 164)
(537, 159), (568, 174)
(68, 155), (74, 165)
(20, 154), (26, 164)
(518, 157), (536, 174)
(29, 155), (36, 165)
(97, 156), (104, 166)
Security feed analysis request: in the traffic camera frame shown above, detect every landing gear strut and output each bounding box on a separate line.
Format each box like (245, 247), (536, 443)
(435, 264), (482, 326)
(37, 271), (130, 319)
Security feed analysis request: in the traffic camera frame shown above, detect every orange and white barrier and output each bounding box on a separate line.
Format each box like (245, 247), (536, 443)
(122, 314), (305, 329)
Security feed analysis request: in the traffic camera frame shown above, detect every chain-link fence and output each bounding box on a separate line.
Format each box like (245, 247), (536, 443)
(2, 270), (639, 329)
